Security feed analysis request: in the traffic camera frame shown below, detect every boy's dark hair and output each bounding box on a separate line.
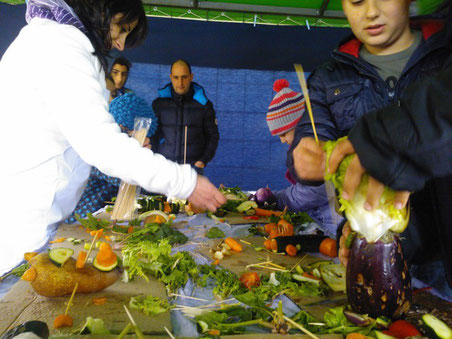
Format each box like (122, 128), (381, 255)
(170, 59), (192, 74)
(112, 57), (132, 71)
(65, 0), (147, 72)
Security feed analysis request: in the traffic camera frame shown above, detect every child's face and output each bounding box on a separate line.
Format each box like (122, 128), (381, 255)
(342, 0), (412, 55)
(279, 129), (295, 145)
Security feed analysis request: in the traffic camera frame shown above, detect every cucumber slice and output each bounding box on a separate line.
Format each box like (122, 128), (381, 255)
(422, 314), (452, 339)
(48, 248), (74, 267)
(292, 274), (320, 285)
(374, 330), (397, 339)
(93, 255), (118, 272)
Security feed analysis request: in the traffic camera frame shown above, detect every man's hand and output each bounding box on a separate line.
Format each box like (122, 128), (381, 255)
(338, 221), (352, 267)
(188, 175), (226, 212)
(329, 139), (410, 210)
(293, 137), (326, 181)
(194, 161), (205, 169)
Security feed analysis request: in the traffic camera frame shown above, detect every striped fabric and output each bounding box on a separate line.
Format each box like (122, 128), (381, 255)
(26, 0), (87, 34)
(266, 79), (305, 136)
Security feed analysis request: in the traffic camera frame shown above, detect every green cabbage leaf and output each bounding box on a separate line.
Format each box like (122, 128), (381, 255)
(323, 137), (409, 242)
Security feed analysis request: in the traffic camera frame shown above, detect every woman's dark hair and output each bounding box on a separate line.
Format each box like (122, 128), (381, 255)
(65, 0), (147, 72)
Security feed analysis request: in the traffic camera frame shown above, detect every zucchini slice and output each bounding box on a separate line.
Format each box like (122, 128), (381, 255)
(49, 248), (74, 267)
(422, 314), (452, 339)
(93, 255), (118, 272)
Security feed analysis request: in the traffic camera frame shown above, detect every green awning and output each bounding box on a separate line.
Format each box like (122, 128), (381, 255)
(0, 0), (446, 28)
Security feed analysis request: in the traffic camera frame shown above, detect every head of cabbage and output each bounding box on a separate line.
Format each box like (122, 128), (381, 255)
(323, 137), (409, 243)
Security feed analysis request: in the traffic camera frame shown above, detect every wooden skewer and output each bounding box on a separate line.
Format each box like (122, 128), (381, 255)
(123, 305), (145, 339)
(294, 64), (319, 144)
(184, 125), (188, 164)
(65, 282), (79, 315)
(165, 326), (176, 339)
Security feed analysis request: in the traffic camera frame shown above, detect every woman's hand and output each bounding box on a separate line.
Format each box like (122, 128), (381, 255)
(292, 137), (326, 181)
(188, 175), (226, 212)
(329, 139), (410, 211)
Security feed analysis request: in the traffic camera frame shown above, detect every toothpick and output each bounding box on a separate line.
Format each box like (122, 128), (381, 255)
(168, 294), (209, 302)
(64, 282), (79, 315)
(294, 64), (319, 144)
(284, 315), (320, 339)
(165, 326), (176, 339)
(123, 305), (145, 339)
(289, 254), (308, 273)
(83, 231), (99, 266)
(240, 239), (252, 245)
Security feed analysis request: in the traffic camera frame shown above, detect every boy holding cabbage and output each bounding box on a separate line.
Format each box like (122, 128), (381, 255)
(288, 0), (452, 298)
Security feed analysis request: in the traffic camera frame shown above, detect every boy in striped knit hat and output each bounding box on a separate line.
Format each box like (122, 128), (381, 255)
(265, 79), (343, 238)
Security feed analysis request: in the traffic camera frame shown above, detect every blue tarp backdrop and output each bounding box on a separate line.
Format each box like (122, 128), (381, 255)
(0, 3), (351, 191)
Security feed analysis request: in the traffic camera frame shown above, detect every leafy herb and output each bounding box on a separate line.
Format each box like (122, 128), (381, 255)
(129, 295), (173, 316)
(75, 213), (111, 230)
(199, 264), (244, 299)
(125, 223), (188, 245)
(206, 227), (225, 239)
(0, 263), (30, 282)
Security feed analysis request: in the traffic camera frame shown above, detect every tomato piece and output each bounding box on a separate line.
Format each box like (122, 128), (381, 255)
(239, 272), (260, 289)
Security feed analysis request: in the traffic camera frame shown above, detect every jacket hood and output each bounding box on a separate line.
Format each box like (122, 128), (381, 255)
(158, 82), (208, 105)
(337, 20), (445, 58)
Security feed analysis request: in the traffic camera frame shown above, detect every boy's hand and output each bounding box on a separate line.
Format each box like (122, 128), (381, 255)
(188, 175), (226, 212)
(293, 137), (326, 181)
(329, 139), (410, 211)
(339, 221), (352, 267)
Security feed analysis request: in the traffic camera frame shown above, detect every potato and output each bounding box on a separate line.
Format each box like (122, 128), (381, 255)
(28, 253), (121, 297)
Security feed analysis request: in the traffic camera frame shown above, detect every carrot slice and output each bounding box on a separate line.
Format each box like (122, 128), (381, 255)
(254, 208), (282, 217)
(24, 252), (38, 262)
(345, 333), (367, 339)
(49, 237), (66, 244)
(76, 251), (87, 269)
(92, 297), (107, 305)
(54, 314), (73, 329)
(224, 237), (243, 252)
(264, 223), (278, 234)
(277, 219), (294, 236)
(263, 239), (272, 250)
(21, 267), (37, 281)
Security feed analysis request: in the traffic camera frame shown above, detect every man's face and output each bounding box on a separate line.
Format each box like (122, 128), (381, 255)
(342, 0), (412, 55)
(170, 63), (193, 95)
(111, 64), (129, 90)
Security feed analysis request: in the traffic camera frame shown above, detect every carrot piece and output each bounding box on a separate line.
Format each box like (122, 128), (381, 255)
(263, 239), (272, 250)
(54, 314), (73, 329)
(224, 237), (243, 252)
(302, 272), (321, 280)
(345, 333), (367, 339)
(24, 252), (38, 262)
(254, 208), (282, 217)
(212, 259), (220, 266)
(163, 201), (172, 213)
(319, 238), (337, 257)
(21, 267), (37, 281)
(76, 251), (87, 269)
(90, 229), (103, 237)
(268, 230), (280, 240)
(264, 223), (278, 234)
(127, 226), (134, 234)
(285, 244), (298, 256)
(49, 237), (66, 244)
(104, 235), (112, 242)
(92, 297), (107, 305)
(99, 242), (112, 252)
(208, 330), (220, 336)
(270, 239), (278, 252)
(277, 219), (294, 236)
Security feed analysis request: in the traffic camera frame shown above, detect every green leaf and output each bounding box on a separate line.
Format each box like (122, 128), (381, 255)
(206, 227), (225, 239)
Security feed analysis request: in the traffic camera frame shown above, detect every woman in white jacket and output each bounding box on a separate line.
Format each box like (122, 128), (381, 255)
(0, 0), (225, 275)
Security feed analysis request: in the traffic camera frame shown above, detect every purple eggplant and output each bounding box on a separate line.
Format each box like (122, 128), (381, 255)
(346, 232), (412, 319)
(255, 187), (276, 206)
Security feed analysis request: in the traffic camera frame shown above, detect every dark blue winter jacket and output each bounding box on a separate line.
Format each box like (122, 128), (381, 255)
(288, 23), (450, 169)
(287, 21), (452, 271)
(152, 82), (219, 166)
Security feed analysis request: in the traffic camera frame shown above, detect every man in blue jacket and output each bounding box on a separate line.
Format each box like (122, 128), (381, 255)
(152, 60), (219, 175)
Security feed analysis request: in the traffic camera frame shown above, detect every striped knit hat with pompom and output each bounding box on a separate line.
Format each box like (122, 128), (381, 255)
(266, 79), (305, 136)
(109, 92), (158, 137)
